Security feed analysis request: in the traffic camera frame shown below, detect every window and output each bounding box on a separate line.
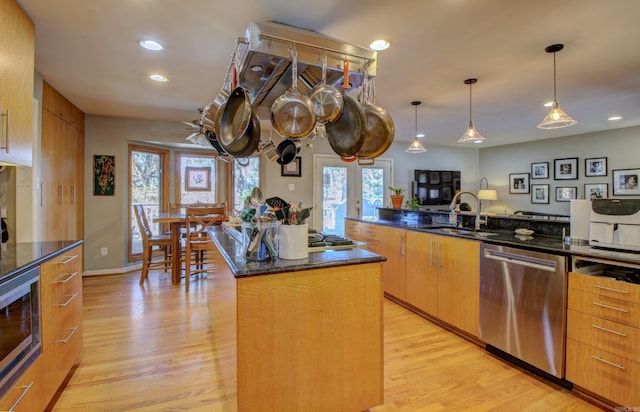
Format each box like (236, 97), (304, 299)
(128, 145), (169, 261)
(175, 152), (218, 204)
(232, 157), (261, 212)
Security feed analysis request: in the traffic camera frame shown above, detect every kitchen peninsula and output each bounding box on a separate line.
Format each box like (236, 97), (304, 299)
(205, 225), (385, 412)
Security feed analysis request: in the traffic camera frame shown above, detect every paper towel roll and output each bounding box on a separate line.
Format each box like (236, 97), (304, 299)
(570, 199), (592, 241)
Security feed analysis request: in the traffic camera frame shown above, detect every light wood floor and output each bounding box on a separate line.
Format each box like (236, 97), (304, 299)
(51, 269), (605, 411)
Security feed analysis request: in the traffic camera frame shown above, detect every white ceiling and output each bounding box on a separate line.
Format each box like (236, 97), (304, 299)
(18, 0), (640, 148)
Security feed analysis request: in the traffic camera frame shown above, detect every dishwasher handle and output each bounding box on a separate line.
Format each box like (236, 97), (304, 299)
(483, 248), (559, 272)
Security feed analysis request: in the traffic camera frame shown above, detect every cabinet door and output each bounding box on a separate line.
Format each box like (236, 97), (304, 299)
(380, 226), (406, 300)
(0, 0), (35, 166)
(405, 231), (438, 314)
(436, 236), (480, 336)
(0, 356), (44, 412)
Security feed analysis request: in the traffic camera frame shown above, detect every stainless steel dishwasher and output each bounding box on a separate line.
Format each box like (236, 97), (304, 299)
(479, 244), (567, 379)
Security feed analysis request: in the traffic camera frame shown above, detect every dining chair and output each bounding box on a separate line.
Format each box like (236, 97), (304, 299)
(184, 206), (225, 291)
(134, 204), (172, 285)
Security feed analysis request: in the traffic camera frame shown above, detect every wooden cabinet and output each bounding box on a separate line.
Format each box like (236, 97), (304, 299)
(405, 230), (438, 315)
(0, 0), (35, 166)
(0, 356), (44, 412)
(40, 245), (84, 407)
(436, 235), (479, 336)
(566, 270), (640, 406)
(403, 230), (479, 336)
(41, 82), (85, 241)
(380, 225), (406, 300)
(346, 220), (382, 254)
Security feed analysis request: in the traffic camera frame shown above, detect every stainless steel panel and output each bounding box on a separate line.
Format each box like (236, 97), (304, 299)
(479, 244), (567, 377)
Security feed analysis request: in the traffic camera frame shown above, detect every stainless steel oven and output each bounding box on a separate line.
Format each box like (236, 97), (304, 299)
(0, 266), (41, 396)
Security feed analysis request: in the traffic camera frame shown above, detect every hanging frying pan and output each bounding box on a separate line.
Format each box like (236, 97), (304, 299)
(358, 79), (395, 159)
(270, 46), (317, 139)
(325, 60), (366, 157)
(309, 51), (343, 123)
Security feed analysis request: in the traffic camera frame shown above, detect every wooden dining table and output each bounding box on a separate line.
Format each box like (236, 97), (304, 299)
(153, 212), (187, 284)
(154, 212), (223, 284)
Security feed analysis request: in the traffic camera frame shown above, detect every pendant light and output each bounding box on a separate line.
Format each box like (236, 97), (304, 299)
(537, 44), (577, 129)
(457, 78), (486, 144)
(405, 101), (427, 153)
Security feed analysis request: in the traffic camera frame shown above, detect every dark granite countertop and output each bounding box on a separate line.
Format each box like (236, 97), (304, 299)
(346, 217), (640, 266)
(207, 226), (386, 278)
(0, 240), (83, 282)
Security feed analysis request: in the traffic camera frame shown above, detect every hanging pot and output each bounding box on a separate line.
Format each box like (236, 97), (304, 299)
(309, 51), (343, 123)
(270, 47), (317, 139)
(205, 130), (233, 163)
(325, 60), (366, 157)
(218, 86), (253, 147)
(358, 80), (395, 159)
(276, 139), (301, 165)
(220, 109), (261, 158)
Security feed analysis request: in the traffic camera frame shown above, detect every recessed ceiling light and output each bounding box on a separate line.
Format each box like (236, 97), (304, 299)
(149, 74), (169, 82)
(608, 115), (623, 121)
(369, 39), (390, 51)
(139, 40), (164, 51)
(543, 101), (553, 107)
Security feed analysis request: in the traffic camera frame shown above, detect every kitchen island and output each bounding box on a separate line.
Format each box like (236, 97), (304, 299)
(206, 226), (386, 412)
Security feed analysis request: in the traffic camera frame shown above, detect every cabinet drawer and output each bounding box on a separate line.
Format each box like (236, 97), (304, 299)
(41, 287), (83, 350)
(569, 272), (640, 303)
(0, 356), (43, 412)
(344, 220), (360, 240)
(567, 309), (640, 363)
(42, 321), (82, 404)
(568, 288), (640, 329)
(566, 338), (639, 407)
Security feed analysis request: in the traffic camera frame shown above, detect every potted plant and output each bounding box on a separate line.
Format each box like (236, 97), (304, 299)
(388, 186), (405, 209)
(405, 196), (421, 211)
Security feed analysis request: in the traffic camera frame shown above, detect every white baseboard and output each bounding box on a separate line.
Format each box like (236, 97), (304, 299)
(82, 263), (142, 276)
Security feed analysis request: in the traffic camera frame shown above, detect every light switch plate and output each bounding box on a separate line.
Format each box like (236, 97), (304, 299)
(0, 208), (6, 218)
(288, 183), (295, 191)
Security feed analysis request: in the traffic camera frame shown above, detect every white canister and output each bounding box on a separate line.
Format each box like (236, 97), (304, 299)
(278, 223), (308, 260)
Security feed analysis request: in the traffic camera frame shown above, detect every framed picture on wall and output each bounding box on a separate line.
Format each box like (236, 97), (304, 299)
(556, 186), (577, 202)
(612, 168), (640, 196)
(554, 157), (578, 180)
(585, 157), (607, 177)
(531, 162), (549, 179)
(531, 184), (549, 204)
(185, 166), (211, 191)
(93, 155), (115, 196)
(509, 173), (530, 194)
(584, 183), (608, 200)
(281, 156), (302, 177)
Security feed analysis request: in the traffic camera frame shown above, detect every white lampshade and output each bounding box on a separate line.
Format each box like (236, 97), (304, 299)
(478, 189), (498, 200)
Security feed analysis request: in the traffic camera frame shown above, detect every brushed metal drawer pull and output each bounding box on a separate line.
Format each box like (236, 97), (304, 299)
(57, 271), (79, 284)
(56, 326), (79, 344)
(58, 292), (79, 307)
(58, 254), (79, 265)
(593, 302), (629, 313)
(591, 355), (625, 370)
(593, 284), (629, 294)
(7, 381), (34, 412)
(591, 324), (627, 337)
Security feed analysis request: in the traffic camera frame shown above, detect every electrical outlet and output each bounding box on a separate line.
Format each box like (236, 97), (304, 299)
(101, 247), (108, 256)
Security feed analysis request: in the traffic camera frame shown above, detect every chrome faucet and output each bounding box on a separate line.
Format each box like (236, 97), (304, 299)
(449, 191), (486, 230)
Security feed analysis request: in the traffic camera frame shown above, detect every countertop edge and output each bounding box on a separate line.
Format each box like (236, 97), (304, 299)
(346, 217), (640, 266)
(207, 226), (386, 278)
(0, 240), (84, 281)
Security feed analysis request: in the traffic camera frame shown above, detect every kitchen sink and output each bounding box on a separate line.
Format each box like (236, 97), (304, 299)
(435, 227), (499, 237)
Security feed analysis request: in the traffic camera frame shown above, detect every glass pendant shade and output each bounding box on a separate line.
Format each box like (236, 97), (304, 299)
(537, 99), (577, 129)
(537, 44), (576, 129)
(405, 139), (426, 153)
(405, 101), (427, 153)
(458, 121), (486, 144)
(458, 78), (486, 144)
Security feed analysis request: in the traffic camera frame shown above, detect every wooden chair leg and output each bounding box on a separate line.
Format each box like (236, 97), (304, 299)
(140, 245), (150, 285)
(185, 244), (191, 292)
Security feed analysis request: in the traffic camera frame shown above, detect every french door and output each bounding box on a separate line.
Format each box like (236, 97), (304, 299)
(313, 155), (392, 235)
(128, 145), (169, 261)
